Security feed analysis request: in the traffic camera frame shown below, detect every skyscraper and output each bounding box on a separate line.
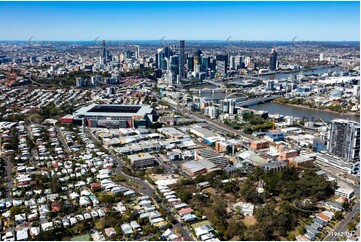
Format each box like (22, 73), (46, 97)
(156, 49), (165, 70)
(179, 40), (186, 80)
(164, 46), (173, 59)
(229, 56), (236, 70)
(101, 40), (107, 64)
(327, 119), (360, 162)
(235, 55), (245, 69)
(170, 55), (179, 75)
(187, 55), (194, 72)
(201, 56), (209, 72)
(135, 45), (140, 60)
(269, 49), (278, 71)
(216, 54), (228, 75)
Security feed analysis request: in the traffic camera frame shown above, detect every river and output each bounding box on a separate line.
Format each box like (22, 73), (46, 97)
(249, 102), (359, 122)
(262, 66), (344, 80)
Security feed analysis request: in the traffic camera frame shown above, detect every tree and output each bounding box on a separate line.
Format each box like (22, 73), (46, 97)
(343, 201), (351, 211)
(224, 219), (246, 240)
(298, 227), (306, 235)
(334, 211), (344, 221)
(153, 166), (164, 174)
(49, 175), (62, 193)
(348, 221), (357, 231)
(98, 194), (116, 204)
(10, 206), (23, 216)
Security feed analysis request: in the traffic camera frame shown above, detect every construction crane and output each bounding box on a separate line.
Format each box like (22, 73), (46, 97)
(318, 117), (330, 129)
(272, 114), (279, 131)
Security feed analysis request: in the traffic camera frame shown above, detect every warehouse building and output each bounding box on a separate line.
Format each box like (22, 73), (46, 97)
(128, 153), (157, 170)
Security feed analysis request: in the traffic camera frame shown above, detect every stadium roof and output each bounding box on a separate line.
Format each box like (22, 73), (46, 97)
(74, 104), (153, 117)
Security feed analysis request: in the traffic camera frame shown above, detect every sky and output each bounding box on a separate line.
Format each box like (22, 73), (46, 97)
(0, 1), (359, 41)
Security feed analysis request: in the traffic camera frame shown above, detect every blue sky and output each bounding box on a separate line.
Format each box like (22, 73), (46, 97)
(0, 1), (359, 41)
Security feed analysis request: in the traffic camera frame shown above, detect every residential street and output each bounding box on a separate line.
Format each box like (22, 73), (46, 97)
(84, 127), (194, 241)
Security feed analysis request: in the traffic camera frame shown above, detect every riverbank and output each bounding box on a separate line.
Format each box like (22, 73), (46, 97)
(271, 101), (360, 117)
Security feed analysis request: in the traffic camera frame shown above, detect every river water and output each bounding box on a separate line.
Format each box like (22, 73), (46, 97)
(190, 66), (359, 122)
(262, 66), (344, 80)
(249, 102), (359, 122)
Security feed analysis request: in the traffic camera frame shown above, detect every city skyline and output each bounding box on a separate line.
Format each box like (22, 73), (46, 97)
(0, 1), (359, 41)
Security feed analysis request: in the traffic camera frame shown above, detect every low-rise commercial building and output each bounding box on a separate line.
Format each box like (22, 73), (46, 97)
(250, 140), (270, 150)
(128, 153), (157, 169)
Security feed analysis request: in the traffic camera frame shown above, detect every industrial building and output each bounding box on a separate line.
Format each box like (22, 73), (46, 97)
(215, 139), (242, 154)
(195, 148), (228, 168)
(128, 153), (157, 170)
(250, 140), (270, 150)
(60, 104), (157, 128)
(181, 161), (207, 176)
(327, 119), (360, 162)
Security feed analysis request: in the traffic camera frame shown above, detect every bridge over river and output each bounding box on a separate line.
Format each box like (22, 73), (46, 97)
(236, 95), (281, 107)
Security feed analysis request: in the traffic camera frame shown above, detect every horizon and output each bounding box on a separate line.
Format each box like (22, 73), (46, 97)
(0, 1), (359, 41)
(1, 39), (360, 42)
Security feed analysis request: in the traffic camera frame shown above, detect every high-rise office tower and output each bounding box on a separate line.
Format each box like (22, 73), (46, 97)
(101, 40), (107, 64)
(179, 40), (186, 80)
(156, 49), (165, 69)
(164, 46), (173, 59)
(187, 55), (194, 72)
(194, 49), (202, 58)
(269, 49), (277, 71)
(235, 55), (245, 69)
(170, 55), (179, 75)
(216, 54), (228, 74)
(244, 56), (251, 67)
(327, 119), (360, 162)
(229, 56), (236, 70)
(135, 45), (140, 60)
(161, 58), (167, 71)
(126, 50), (133, 59)
(195, 63), (201, 73)
(201, 56), (209, 72)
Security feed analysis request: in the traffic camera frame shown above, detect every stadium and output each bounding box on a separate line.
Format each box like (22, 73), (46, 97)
(60, 104), (157, 128)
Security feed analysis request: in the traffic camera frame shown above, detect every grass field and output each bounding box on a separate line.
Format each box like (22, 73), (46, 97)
(71, 234), (91, 241)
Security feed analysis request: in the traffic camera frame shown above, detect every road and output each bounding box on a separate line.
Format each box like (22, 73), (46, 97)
(170, 101), (361, 241)
(324, 201), (360, 241)
(167, 103), (254, 142)
(5, 157), (13, 200)
(320, 166), (360, 241)
(84, 128), (193, 241)
(55, 126), (72, 154)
